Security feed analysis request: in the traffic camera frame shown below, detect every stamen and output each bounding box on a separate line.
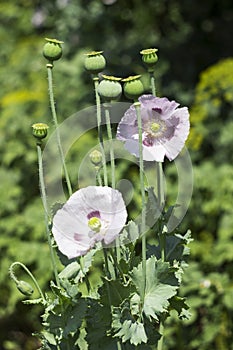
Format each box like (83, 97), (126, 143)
(150, 122), (160, 133)
(88, 217), (102, 232)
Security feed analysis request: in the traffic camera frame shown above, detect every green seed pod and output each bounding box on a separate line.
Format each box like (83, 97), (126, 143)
(43, 38), (63, 62)
(140, 48), (158, 69)
(16, 280), (34, 296)
(97, 75), (122, 101)
(84, 51), (106, 74)
(122, 75), (144, 100)
(89, 150), (102, 167)
(32, 123), (49, 140)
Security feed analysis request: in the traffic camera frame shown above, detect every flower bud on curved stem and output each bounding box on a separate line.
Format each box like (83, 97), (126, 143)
(9, 262), (45, 302)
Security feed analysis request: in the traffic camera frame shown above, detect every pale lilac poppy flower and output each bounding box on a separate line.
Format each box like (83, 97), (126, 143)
(117, 94), (190, 162)
(52, 186), (127, 259)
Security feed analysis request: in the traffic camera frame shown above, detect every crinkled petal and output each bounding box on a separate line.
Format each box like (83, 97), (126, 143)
(143, 144), (167, 162)
(117, 107), (138, 141)
(52, 204), (92, 258)
(163, 107), (190, 160)
(52, 186), (127, 258)
(124, 139), (140, 158)
(139, 95), (179, 119)
(53, 226), (91, 259)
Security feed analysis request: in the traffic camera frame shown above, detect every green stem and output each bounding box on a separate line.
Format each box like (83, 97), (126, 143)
(37, 142), (60, 287)
(157, 315), (165, 350)
(134, 101), (147, 300)
(104, 103), (121, 264)
(46, 64), (72, 197)
(149, 66), (166, 350)
(149, 70), (156, 96)
(156, 162), (166, 350)
(104, 103), (116, 189)
(156, 162), (164, 210)
(9, 261), (46, 303)
(103, 249), (123, 350)
(80, 256), (91, 293)
(96, 167), (103, 186)
(93, 77), (108, 186)
(117, 341), (123, 350)
(156, 161), (166, 261)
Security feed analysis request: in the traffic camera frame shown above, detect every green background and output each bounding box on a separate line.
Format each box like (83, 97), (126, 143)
(0, 0), (233, 349)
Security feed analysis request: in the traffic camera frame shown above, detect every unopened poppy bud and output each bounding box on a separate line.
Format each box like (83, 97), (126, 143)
(97, 75), (122, 101)
(89, 150), (102, 167)
(122, 75), (144, 100)
(16, 280), (34, 296)
(43, 38), (63, 62)
(84, 51), (106, 74)
(140, 48), (158, 70)
(32, 123), (49, 140)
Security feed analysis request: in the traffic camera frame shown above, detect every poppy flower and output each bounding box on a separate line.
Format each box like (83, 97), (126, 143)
(52, 186), (127, 259)
(117, 94), (190, 162)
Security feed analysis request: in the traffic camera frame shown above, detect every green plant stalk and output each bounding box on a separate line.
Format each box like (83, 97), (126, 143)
(156, 162), (165, 214)
(96, 167), (103, 186)
(9, 261), (46, 303)
(37, 143), (60, 287)
(47, 64), (73, 197)
(80, 256), (91, 293)
(134, 101), (147, 300)
(157, 316), (165, 350)
(148, 68), (166, 262)
(149, 71), (156, 96)
(158, 165), (166, 262)
(102, 248), (123, 350)
(148, 66), (166, 350)
(104, 103), (121, 264)
(93, 77), (108, 186)
(157, 161), (166, 350)
(104, 104), (116, 189)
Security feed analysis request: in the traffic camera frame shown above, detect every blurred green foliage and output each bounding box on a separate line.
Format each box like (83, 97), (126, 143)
(0, 0), (233, 349)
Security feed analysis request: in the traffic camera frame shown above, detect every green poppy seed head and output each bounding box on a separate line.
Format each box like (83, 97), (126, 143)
(140, 48), (158, 69)
(98, 75), (122, 101)
(43, 38), (63, 62)
(122, 75), (144, 101)
(84, 51), (106, 74)
(32, 123), (49, 140)
(89, 150), (103, 166)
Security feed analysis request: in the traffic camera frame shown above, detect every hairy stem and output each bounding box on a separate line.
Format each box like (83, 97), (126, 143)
(104, 103), (116, 189)
(134, 101), (147, 300)
(149, 71), (156, 96)
(93, 77), (108, 186)
(37, 142), (60, 287)
(104, 103), (121, 263)
(47, 64), (72, 197)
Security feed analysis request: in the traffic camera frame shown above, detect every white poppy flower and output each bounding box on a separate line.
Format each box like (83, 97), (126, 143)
(52, 186), (127, 259)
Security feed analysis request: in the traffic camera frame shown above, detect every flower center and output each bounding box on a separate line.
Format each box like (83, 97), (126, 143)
(144, 119), (167, 139)
(150, 122), (160, 133)
(143, 119), (168, 147)
(88, 217), (102, 233)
